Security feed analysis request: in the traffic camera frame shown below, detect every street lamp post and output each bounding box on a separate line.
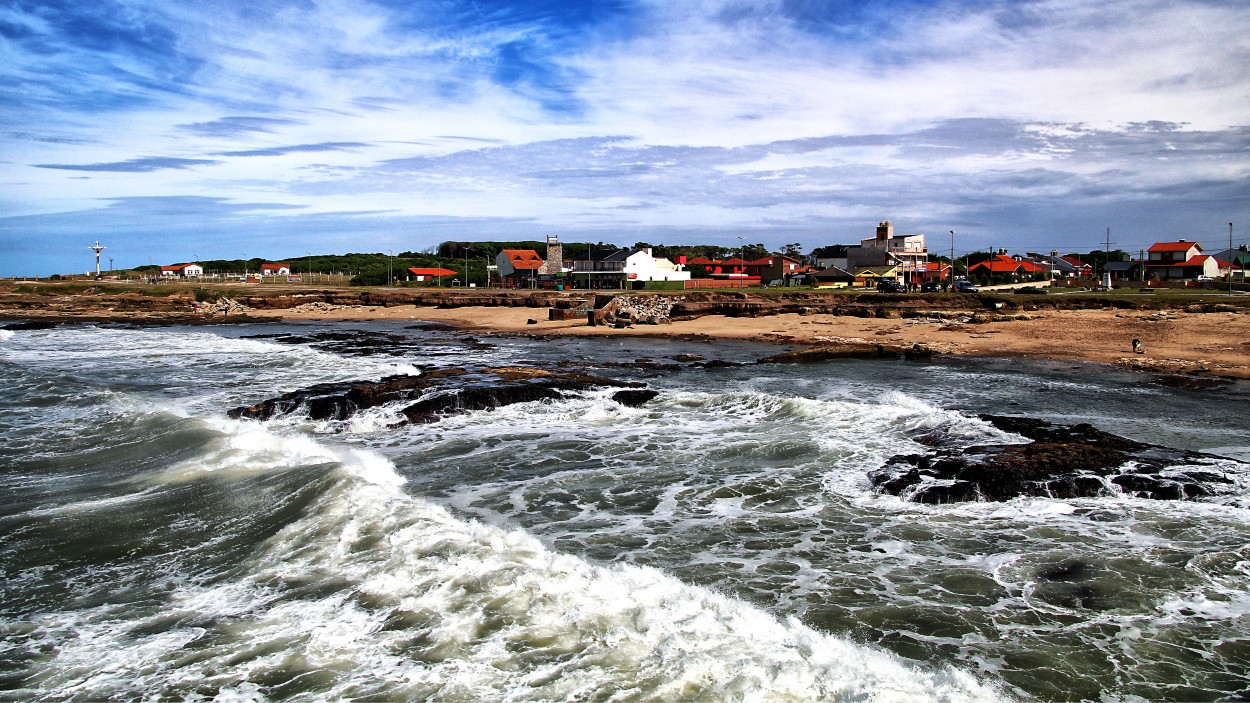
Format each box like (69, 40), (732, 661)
(1230, 222), (1235, 297)
(387, 250), (393, 287)
(949, 230), (955, 287)
(737, 235), (745, 289)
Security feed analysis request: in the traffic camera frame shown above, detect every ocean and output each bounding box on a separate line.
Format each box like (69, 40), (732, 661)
(1, 321), (1248, 702)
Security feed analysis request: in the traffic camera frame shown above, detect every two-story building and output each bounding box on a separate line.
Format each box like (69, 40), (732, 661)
(495, 249), (545, 287)
(1146, 240), (1219, 280)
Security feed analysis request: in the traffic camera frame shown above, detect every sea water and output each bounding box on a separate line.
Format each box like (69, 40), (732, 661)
(1, 321), (1248, 702)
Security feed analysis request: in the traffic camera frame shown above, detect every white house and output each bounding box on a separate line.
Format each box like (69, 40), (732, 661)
(261, 263), (291, 276)
(160, 263), (203, 277)
(623, 248), (690, 282)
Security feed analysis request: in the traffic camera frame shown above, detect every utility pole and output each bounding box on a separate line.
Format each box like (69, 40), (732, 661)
(387, 249), (393, 287)
(1100, 227), (1115, 288)
(1231, 222), (1235, 297)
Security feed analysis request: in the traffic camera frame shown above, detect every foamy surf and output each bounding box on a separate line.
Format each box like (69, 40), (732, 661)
(7, 424), (1009, 702)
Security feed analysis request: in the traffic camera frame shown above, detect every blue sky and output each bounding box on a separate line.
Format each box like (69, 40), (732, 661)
(2, 0), (1247, 275)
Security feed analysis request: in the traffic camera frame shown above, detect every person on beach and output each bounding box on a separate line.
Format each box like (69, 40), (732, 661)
(1132, 338), (1144, 354)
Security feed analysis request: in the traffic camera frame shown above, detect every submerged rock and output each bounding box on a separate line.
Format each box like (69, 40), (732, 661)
(227, 366), (651, 427)
(870, 414), (1237, 504)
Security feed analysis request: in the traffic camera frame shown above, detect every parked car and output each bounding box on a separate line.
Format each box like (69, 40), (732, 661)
(1014, 286), (1048, 295)
(952, 280), (980, 293)
(877, 280), (905, 293)
(1194, 275), (1214, 282)
(921, 281), (939, 293)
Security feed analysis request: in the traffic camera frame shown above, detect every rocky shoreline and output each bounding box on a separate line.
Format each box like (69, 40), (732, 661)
(4, 283), (1250, 382)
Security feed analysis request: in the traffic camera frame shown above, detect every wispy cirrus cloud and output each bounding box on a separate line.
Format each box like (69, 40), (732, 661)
(33, 156), (219, 172)
(214, 142), (370, 157)
(177, 116), (306, 138)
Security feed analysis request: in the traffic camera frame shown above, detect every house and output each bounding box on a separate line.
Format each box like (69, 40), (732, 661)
(496, 249), (545, 287)
(1019, 253), (1092, 280)
(160, 263), (203, 277)
(1060, 256), (1094, 279)
(968, 254), (1047, 278)
(709, 257), (755, 281)
(746, 255), (807, 284)
(813, 245), (851, 271)
(569, 247), (691, 288)
(919, 261), (952, 283)
(1145, 240), (1218, 280)
(1208, 245), (1250, 280)
(811, 266), (856, 288)
(407, 266), (458, 283)
(261, 263), (291, 276)
(848, 221), (929, 273)
(1104, 260), (1145, 281)
(851, 265), (899, 287)
(570, 247), (627, 288)
(624, 249), (690, 283)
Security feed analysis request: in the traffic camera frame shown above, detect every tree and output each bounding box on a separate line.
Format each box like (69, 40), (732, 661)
(739, 243), (769, 261)
(781, 242), (804, 257)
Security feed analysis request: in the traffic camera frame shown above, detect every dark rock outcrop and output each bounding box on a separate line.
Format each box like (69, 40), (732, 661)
(757, 343), (935, 364)
(611, 389), (661, 407)
(2, 320), (58, 330)
(870, 414), (1237, 503)
(228, 367), (651, 427)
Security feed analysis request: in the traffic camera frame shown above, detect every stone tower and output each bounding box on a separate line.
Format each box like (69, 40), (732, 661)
(542, 235), (563, 276)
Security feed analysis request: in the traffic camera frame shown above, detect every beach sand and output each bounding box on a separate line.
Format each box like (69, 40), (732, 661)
(247, 304), (1250, 380)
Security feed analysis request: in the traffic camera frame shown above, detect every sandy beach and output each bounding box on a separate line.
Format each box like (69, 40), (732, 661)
(246, 302), (1250, 380)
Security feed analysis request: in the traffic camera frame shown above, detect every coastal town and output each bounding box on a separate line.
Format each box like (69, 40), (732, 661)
(64, 221), (1250, 294)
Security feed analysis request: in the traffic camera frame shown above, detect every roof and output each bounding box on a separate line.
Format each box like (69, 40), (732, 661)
(408, 267), (458, 276)
(969, 255), (1025, 273)
(261, 262), (290, 269)
(604, 249), (634, 262)
(853, 266), (898, 277)
(1060, 256), (1090, 268)
(686, 256), (717, 265)
(501, 249), (544, 270)
(1148, 241), (1201, 253)
(812, 266), (855, 280)
(574, 248), (623, 261)
(161, 263), (199, 271)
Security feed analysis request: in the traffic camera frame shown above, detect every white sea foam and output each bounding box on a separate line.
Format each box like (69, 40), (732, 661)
(10, 418), (1008, 702)
(0, 328), (14, 342)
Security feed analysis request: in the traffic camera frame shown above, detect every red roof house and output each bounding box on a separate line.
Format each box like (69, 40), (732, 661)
(407, 267), (458, 282)
(968, 254), (1046, 275)
(1146, 240), (1213, 279)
